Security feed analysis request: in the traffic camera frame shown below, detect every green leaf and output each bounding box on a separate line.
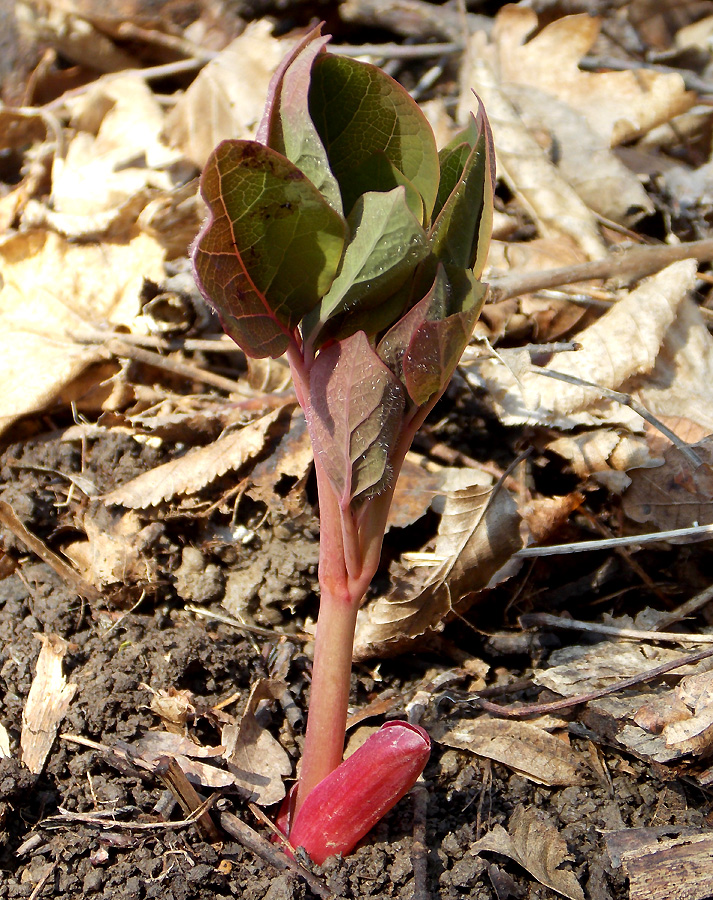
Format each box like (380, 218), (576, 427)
(429, 102), (495, 278)
(257, 25), (343, 214)
(303, 187), (429, 346)
(307, 331), (405, 505)
(308, 54), (440, 223)
(192, 140), (347, 359)
(378, 266), (487, 406)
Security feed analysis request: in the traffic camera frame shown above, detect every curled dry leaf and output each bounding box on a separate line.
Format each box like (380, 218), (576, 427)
(353, 480), (522, 659)
(0, 229), (165, 436)
(472, 806), (585, 900)
(134, 732), (237, 790)
(102, 407), (287, 508)
(433, 717), (590, 786)
(468, 260), (697, 429)
(21, 635), (78, 775)
(548, 431), (661, 493)
(623, 436), (713, 530)
(222, 680), (292, 806)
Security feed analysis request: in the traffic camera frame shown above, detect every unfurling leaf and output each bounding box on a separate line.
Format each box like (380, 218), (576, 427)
(192, 140), (346, 358)
(288, 721), (430, 864)
(306, 331), (405, 505)
(378, 266), (487, 406)
(257, 25), (342, 213)
(308, 54), (440, 222)
(431, 102), (495, 278)
(303, 187), (430, 346)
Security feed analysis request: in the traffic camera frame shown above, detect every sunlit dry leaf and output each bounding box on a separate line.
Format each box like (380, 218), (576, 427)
(0, 722), (10, 758)
(353, 481), (522, 659)
(623, 436), (713, 529)
(505, 85), (654, 226)
(434, 718), (589, 786)
(164, 21), (287, 169)
(492, 8), (693, 146)
(145, 685), (196, 734)
(468, 260), (697, 430)
(521, 493), (584, 544)
(472, 807), (585, 900)
(102, 408), (286, 508)
(222, 680), (291, 806)
(21, 635), (78, 775)
(636, 298), (713, 434)
(0, 229), (165, 436)
(53, 76), (182, 221)
(459, 38), (607, 261)
(548, 431), (661, 493)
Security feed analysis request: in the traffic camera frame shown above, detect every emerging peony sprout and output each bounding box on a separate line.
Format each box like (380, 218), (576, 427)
(192, 25), (494, 860)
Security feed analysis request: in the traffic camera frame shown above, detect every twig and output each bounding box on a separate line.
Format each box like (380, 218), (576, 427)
(154, 756), (221, 843)
(487, 238), (713, 303)
(103, 338), (245, 394)
(43, 804), (216, 832)
(516, 523), (713, 557)
(185, 604), (311, 643)
(520, 612), (713, 645)
(333, 41), (462, 59)
(219, 811), (336, 900)
(0, 500), (102, 603)
(530, 368), (703, 468)
(580, 55), (713, 96)
(654, 583), (713, 631)
(469, 646), (713, 719)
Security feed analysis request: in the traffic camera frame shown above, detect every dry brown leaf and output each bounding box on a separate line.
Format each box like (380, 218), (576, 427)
(460, 38), (607, 261)
(548, 431), (661, 492)
(353, 481), (522, 659)
(623, 436), (713, 529)
(222, 680), (291, 806)
(468, 259), (697, 430)
(636, 297), (713, 434)
(61, 503), (162, 587)
(145, 685), (196, 734)
(472, 806), (585, 900)
(21, 634), (78, 775)
(102, 408), (285, 508)
(504, 84), (654, 226)
(134, 732), (236, 789)
(434, 718), (589, 786)
(51, 76), (182, 222)
(492, 8), (693, 146)
(0, 229), (165, 436)
(164, 20), (287, 168)
(520, 493), (584, 545)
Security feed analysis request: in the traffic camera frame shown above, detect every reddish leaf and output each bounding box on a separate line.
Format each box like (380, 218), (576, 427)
(192, 140), (346, 358)
(306, 331), (405, 505)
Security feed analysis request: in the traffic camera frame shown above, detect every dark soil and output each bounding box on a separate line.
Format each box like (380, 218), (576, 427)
(0, 423), (710, 900)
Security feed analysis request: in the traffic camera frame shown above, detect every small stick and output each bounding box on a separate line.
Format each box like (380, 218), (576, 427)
(411, 783), (430, 900)
(333, 41), (462, 59)
(487, 238), (713, 303)
(516, 523), (713, 557)
(653, 583), (713, 631)
(154, 756), (221, 843)
(219, 811), (336, 900)
(469, 646), (713, 719)
(520, 612), (713, 645)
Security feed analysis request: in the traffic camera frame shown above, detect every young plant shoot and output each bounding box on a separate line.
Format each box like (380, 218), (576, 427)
(192, 25), (494, 861)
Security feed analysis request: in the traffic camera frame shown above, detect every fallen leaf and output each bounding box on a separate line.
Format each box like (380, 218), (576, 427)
(0, 229), (165, 436)
(164, 21), (288, 168)
(222, 680), (291, 806)
(434, 718), (589, 786)
(102, 408), (287, 508)
(0, 722), (11, 758)
(145, 685), (196, 734)
(548, 431), (661, 492)
(468, 260), (697, 429)
(472, 806), (585, 900)
(354, 480), (522, 659)
(623, 436), (713, 529)
(21, 635), (78, 775)
(492, 8), (693, 146)
(134, 732), (236, 789)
